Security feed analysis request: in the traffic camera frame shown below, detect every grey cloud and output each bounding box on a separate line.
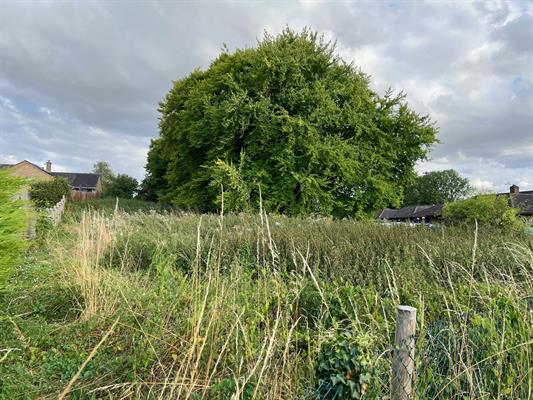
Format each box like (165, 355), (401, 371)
(0, 1), (531, 188)
(492, 13), (533, 56)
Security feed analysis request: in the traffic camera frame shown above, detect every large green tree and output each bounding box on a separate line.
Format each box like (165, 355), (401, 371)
(144, 29), (438, 217)
(403, 169), (472, 205)
(106, 174), (138, 199)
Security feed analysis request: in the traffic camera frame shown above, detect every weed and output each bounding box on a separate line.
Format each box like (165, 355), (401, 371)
(0, 208), (531, 399)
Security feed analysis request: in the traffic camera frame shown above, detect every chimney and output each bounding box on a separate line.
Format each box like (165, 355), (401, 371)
(45, 160), (52, 172)
(510, 184), (519, 194)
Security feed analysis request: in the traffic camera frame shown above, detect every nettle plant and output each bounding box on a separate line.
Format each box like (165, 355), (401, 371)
(315, 330), (374, 399)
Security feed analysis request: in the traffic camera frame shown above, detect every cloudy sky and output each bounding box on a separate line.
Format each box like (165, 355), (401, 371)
(1, 1), (531, 192)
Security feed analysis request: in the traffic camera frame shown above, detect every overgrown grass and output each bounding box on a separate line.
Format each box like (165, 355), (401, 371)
(66, 197), (174, 217)
(0, 169), (32, 290)
(0, 208), (531, 399)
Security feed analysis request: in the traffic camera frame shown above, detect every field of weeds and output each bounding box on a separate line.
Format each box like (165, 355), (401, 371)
(1, 204), (531, 399)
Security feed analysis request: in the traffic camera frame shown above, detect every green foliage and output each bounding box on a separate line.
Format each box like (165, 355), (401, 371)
(145, 28), (437, 217)
(105, 173), (138, 199)
(403, 169), (472, 205)
(416, 287), (532, 398)
(92, 161), (114, 192)
(35, 211), (54, 237)
(29, 177), (70, 208)
(315, 330), (373, 399)
(1, 209), (531, 398)
(208, 378), (254, 400)
(65, 198), (174, 218)
(0, 169), (31, 290)
(93, 161), (138, 199)
(207, 154), (250, 212)
(443, 194), (524, 231)
(142, 139), (167, 202)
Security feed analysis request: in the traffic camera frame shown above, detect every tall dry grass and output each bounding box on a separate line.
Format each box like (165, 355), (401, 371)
(56, 212), (121, 320)
(50, 209), (532, 399)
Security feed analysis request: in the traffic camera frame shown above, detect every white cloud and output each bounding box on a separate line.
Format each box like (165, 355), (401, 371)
(470, 177), (496, 192)
(0, 154), (18, 164)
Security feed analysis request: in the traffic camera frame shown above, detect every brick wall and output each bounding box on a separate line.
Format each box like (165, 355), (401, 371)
(9, 161), (52, 181)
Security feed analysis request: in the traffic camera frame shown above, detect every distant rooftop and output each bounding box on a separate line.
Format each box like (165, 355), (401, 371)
(378, 204), (443, 220)
(497, 185), (533, 216)
(1, 160), (100, 189)
(51, 172), (100, 189)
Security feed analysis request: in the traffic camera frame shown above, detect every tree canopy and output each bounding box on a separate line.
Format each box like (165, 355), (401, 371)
(144, 28), (438, 217)
(403, 169), (472, 206)
(106, 174), (139, 199)
(93, 161), (114, 193)
(93, 161), (138, 199)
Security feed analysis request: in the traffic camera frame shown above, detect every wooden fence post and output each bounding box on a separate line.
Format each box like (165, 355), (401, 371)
(391, 305), (417, 400)
(44, 195), (67, 228)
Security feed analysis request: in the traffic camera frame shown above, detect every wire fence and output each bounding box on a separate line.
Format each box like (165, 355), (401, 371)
(300, 305), (526, 400)
(391, 335), (416, 399)
(301, 381), (339, 400)
(300, 334), (418, 400)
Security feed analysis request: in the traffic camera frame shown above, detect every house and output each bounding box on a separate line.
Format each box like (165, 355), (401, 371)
(378, 204), (443, 224)
(50, 172), (102, 193)
(1, 160), (102, 197)
(0, 160), (54, 181)
(379, 184), (533, 225)
(498, 185), (533, 221)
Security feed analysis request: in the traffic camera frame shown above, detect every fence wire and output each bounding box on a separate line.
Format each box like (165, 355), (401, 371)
(301, 381), (339, 400)
(391, 335), (416, 399)
(301, 316), (523, 400)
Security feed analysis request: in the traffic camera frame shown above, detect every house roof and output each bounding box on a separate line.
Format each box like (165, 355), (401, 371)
(509, 194), (533, 216)
(378, 204), (443, 220)
(50, 172), (100, 189)
(498, 189), (533, 196)
(2, 160), (100, 189)
(378, 208), (398, 220)
(411, 204), (444, 218)
(0, 160), (47, 172)
(497, 190), (533, 216)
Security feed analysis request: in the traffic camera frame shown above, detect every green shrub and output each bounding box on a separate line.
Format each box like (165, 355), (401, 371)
(105, 173), (138, 199)
(315, 330), (373, 399)
(29, 177), (70, 207)
(443, 194), (524, 231)
(0, 169), (31, 289)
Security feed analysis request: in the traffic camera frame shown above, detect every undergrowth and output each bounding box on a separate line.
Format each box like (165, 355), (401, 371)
(0, 208), (531, 399)
(0, 169), (31, 290)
